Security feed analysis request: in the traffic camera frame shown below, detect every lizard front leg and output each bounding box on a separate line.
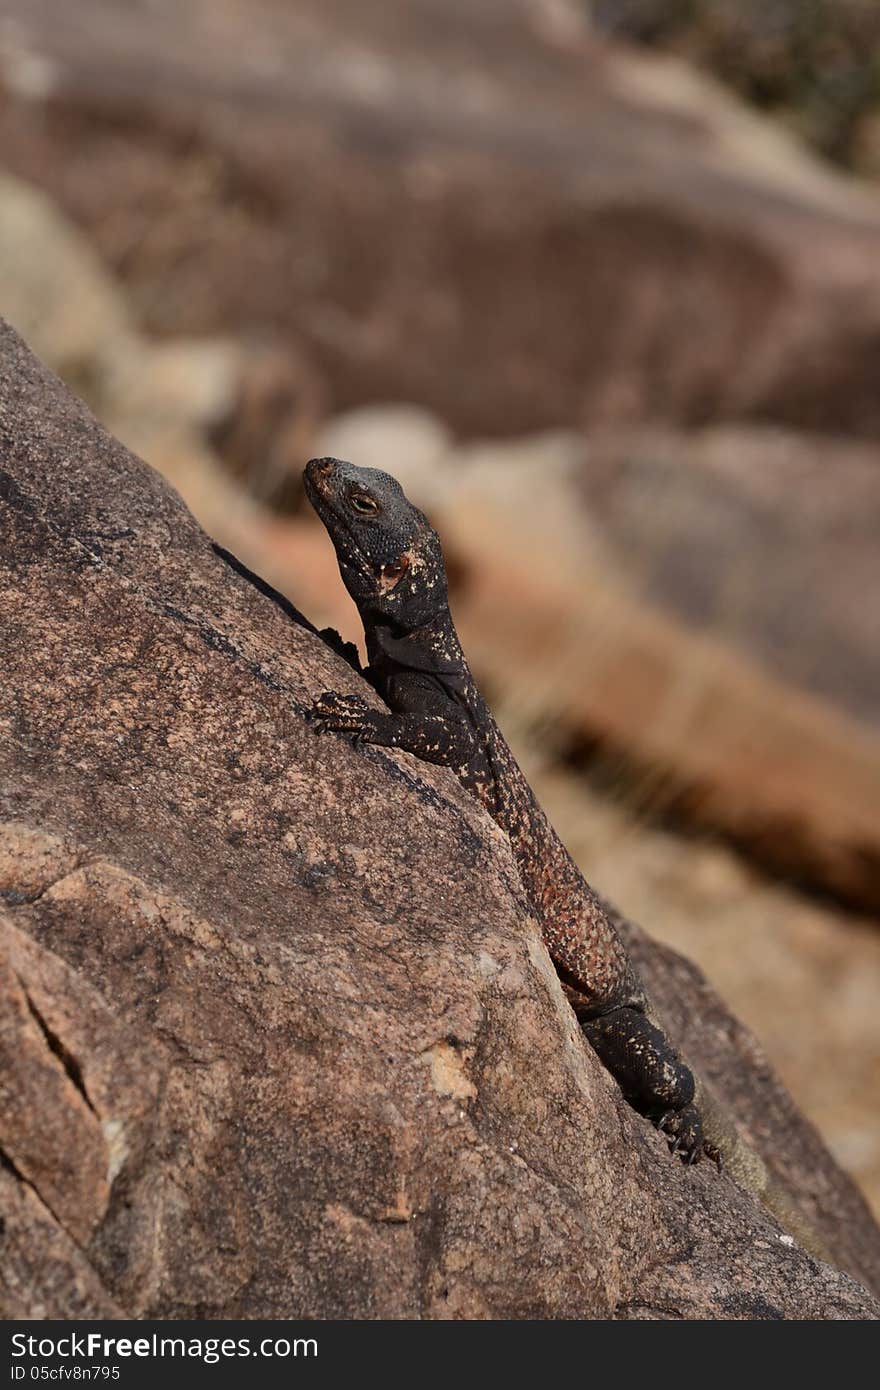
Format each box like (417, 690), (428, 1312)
(311, 691), (475, 766)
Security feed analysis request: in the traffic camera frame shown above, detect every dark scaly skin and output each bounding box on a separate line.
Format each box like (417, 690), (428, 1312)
(303, 456), (718, 1165)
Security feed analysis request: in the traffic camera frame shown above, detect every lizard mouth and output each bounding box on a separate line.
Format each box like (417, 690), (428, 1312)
(302, 457), (337, 511)
(303, 458), (364, 556)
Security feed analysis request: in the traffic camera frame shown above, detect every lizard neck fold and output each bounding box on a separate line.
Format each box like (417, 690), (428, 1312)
(368, 610), (468, 677)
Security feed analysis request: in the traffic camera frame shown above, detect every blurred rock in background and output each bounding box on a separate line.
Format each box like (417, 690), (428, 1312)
(0, 0), (877, 1212)
(590, 0), (880, 174)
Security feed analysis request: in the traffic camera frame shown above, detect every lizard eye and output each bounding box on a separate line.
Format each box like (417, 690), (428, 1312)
(349, 493), (379, 515)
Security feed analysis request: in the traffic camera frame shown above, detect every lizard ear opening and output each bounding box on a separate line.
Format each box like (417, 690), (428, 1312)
(378, 554), (411, 592)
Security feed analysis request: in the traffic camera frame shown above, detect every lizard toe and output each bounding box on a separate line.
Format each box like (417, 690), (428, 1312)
(655, 1103), (704, 1166)
(311, 690), (371, 735)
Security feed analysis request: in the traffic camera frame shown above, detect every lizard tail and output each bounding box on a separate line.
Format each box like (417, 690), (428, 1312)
(695, 1079), (835, 1265)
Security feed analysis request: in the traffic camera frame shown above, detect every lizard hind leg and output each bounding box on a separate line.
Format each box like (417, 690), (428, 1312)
(580, 1006), (708, 1164)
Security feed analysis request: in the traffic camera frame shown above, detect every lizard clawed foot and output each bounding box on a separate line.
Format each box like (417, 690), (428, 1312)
(311, 690), (372, 741)
(653, 1103), (714, 1167)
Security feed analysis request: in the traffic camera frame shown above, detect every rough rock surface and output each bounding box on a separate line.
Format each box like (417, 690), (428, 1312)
(1, 318), (879, 1319)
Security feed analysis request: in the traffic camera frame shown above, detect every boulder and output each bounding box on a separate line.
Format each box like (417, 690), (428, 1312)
(1, 318), (879, 1317)
(5, 0), (880, 438)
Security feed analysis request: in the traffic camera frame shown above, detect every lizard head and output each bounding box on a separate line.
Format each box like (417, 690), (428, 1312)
(303, 457), (448, 629)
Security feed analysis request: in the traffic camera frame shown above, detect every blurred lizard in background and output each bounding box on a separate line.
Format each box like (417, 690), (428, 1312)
(303, 455), (829, 1257)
